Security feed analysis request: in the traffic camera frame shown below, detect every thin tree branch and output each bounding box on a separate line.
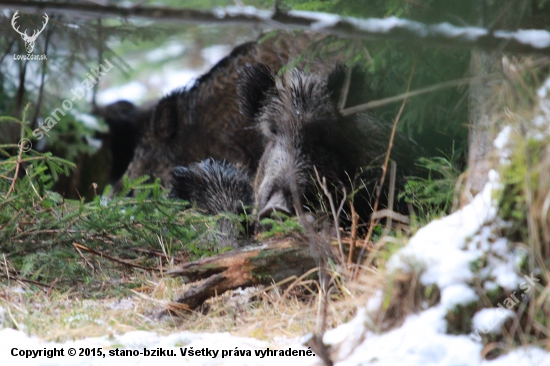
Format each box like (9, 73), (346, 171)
(355, 66), (415, 270)
(341, 75), (500, 116)
(314, 166), (346, 265)
(2, 1), (550, 55)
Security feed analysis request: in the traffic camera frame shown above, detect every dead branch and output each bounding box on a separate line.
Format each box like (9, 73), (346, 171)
(341, 76), (479, 116)
(165, 239), (318, 309)
(314, 166), (346, 264)
(72, 243), (156, 271)
(356, 66), (414, 269)
(2, 2), (550, 55)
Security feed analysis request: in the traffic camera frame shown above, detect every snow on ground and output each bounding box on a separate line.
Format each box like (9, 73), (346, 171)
(2, 164), (549, 365)
(322, 165), (549, 365)
(0, 326), (316, 366)
(5, 77), (550, 365)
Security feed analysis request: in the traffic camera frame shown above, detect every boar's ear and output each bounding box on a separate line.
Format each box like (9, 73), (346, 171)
(151, 92), (179, 140)
(327, 64), (369, 111)
(169, 166), (194, 200)
(238, 63), (275, 120)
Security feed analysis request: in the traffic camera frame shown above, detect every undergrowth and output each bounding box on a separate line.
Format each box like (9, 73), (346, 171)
(0, 106), (243, 294)
(0, 105), (465, 344)
(400, 148), (463, 227)
(491, 58), (550, 350)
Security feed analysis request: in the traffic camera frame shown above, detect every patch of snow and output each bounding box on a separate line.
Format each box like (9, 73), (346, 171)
(287, 10), (340, 30)
(479, 239), (524, 291)
(483, 281), (498, 291)
(472, 308), (513, 336)
(537, 76), (550, 100)
(484, 347), (550, 366)
(532, 75), (550, 138)
(85, 136), (103, 150)
(213, 6), (271, 20)
(145, 43), (186, 63)
(495, 29), (550, 49)
(65, 314), (103, 326)
(431, 23), (488, 41)
(366, 289), (383, 313)
(201, 45), (232, 67)
(161, 70), (198, 95)
(323, 309), (367, 360)
(387, 170), (500, 299)
(350, 16), (427, 37)
(72, 112), (103, 132)
(10, 286), (26, 294)
(0, 328), (318, 365)
(322, 162), (549, 365)
(493, 125), (512, 164)
(332, 306), (481, 366)
(106, 298), (135, 311)
(440, 284), (478, 309)
(97, 81), (148, 105)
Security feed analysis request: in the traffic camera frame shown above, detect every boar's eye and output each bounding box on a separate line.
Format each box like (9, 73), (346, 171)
(269, 124), (278, 135)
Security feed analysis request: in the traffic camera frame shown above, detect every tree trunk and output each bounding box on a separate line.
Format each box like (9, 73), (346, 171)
(464, 48), (501, 200)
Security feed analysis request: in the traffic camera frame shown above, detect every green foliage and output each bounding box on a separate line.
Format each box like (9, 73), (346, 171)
(445, 301), (477, 335)
(400, 150), (462, 224)
(283, 0), (471, 159)
(0, 109), (244, 290)
(498, 132), (549, 248)
(40, 112), (99, 162)
(258, 213), (305, 240)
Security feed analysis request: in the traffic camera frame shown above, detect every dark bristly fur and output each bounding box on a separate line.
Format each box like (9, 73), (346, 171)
(170, 159), (253, 215)
(92, 100), (154, 184)
(169, 159), (253, 248)
(117, 33), (331, 194)
(238, 63), (420, 221)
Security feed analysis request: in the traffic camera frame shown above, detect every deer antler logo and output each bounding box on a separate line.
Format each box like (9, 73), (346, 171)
(11, 11), (49, 54)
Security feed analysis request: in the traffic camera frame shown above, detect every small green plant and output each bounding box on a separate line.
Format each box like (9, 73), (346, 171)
(258, 213), (305, 240)
(0, 107), (242, 291)
(400, 149), (463, 225)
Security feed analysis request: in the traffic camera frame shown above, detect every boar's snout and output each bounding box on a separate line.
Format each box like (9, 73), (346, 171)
(258, 190), (294, 219)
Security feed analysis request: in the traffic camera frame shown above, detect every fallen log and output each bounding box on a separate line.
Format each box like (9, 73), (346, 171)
(165, 238), (319, 310)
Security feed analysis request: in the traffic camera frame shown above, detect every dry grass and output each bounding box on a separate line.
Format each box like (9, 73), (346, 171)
(0, 241), (392, 343)
(1, 59), (549, 365)
(495, 56), (550, 349)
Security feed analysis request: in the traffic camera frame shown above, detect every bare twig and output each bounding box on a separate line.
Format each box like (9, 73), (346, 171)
(276, 266), (320, 305)
(314, 166), (346, 264)
(72, 243), (156, 271)
(341, 75), (487, 116)
(73, 243), (95, 271)
(347, 202), (359, 267)
(385, 161), (397, 232)
(337, 66), (352, 111)
(355, 66), (415, 270)
(370, 209), (410, 224)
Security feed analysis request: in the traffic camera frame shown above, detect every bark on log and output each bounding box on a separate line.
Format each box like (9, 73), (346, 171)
(165, 239), (319, 309)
